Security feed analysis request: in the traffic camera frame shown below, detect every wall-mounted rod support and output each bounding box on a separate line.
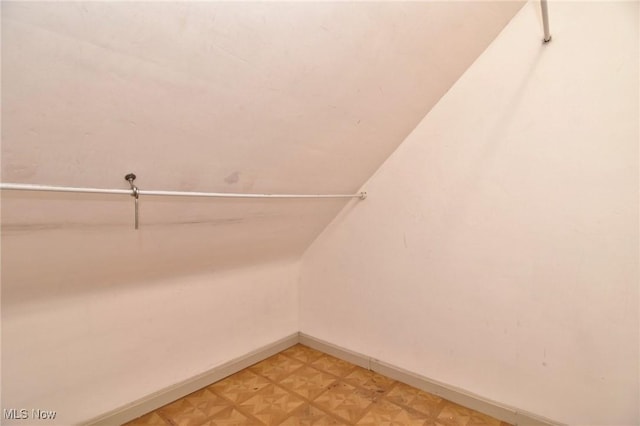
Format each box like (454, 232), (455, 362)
(541, 0), (552, 43)
(0, 183), (367, 200)
(125, 173), (139, 230)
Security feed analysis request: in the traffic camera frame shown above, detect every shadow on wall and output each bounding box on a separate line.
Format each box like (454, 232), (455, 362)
(436, 46), (545, 251)
(1, 191), (351, 307)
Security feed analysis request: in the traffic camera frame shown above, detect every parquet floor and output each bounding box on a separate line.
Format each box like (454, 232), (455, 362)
(124, 344), (511, 426)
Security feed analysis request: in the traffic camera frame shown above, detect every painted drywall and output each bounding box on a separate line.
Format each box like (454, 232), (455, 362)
(2, 259), (299, 425)
(300, 2), (639, 425)
(1, 2), (524, 423)
(1, 1), (523, 276)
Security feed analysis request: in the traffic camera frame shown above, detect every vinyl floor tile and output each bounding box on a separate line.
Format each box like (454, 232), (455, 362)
(312, 382), (376, 423)
(386, 382), (443, 417)
(199, 407), (257, 426)
(124, 344), (512, 426)
(250, 354), (305, 382)
(356, 399), (430, 426)
(436, 403), (473, 426)
(124, 412), (170, 426)
(277, 404), (347, 426)
(466, 412), (503, 426)
(343, 367), (396, 394)
(281, 345), (325, 364)
(208, 370), (271, 404)
(279, 366), (338, 400)
(159, 398), (213, 426)
(183, 389), (232, 419)
(310, 355), (357, 378)
(237, 384), (305, 425)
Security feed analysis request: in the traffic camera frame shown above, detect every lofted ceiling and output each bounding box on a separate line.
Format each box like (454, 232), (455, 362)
(1, 1), (523, 297)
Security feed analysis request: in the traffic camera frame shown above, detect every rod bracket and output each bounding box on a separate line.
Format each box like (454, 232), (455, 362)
(540, 0), (551, 44)
(125, 173), (139, 198)
(359, 191), (367, 200)
(124, 173), (139, 229)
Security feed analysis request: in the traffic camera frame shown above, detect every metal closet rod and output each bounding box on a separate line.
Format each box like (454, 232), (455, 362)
(0, 182), (368, 200)
(1, 174), (366, 230)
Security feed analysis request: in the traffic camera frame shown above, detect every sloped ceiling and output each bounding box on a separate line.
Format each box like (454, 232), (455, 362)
(1, 1), (523, 296)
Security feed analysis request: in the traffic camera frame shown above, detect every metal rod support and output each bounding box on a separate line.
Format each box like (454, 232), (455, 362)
(541, 0), (552, 43)
(134, 197), (139, 229)
(0, 183), (366, 200)
(125, 174), (140, 230)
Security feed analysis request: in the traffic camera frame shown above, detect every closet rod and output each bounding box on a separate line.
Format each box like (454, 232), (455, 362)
(0, 183), (367, 200)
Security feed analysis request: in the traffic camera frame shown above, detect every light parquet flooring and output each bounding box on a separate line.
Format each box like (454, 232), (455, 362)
(124, 344), (512, 426)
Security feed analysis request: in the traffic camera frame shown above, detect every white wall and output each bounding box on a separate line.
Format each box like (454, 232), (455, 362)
(300, 2), (639, 425)
(1, 258), (299, 425)
(1, 1), (523, 267)
(1, 2), (524, 424)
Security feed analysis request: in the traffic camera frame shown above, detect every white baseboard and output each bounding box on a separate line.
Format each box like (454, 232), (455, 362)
(84, 333), (299, 426)
(85, 332), (560, 426)
(299, 333), (562, 426)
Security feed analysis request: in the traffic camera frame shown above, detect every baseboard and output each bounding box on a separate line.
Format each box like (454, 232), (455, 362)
(84, 333), (299, 426)
(85, 331), (561, 426)
(299, 333), (563, 426)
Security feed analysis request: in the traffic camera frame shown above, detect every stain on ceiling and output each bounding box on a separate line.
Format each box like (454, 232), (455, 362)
(1, 1), (524, 297)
